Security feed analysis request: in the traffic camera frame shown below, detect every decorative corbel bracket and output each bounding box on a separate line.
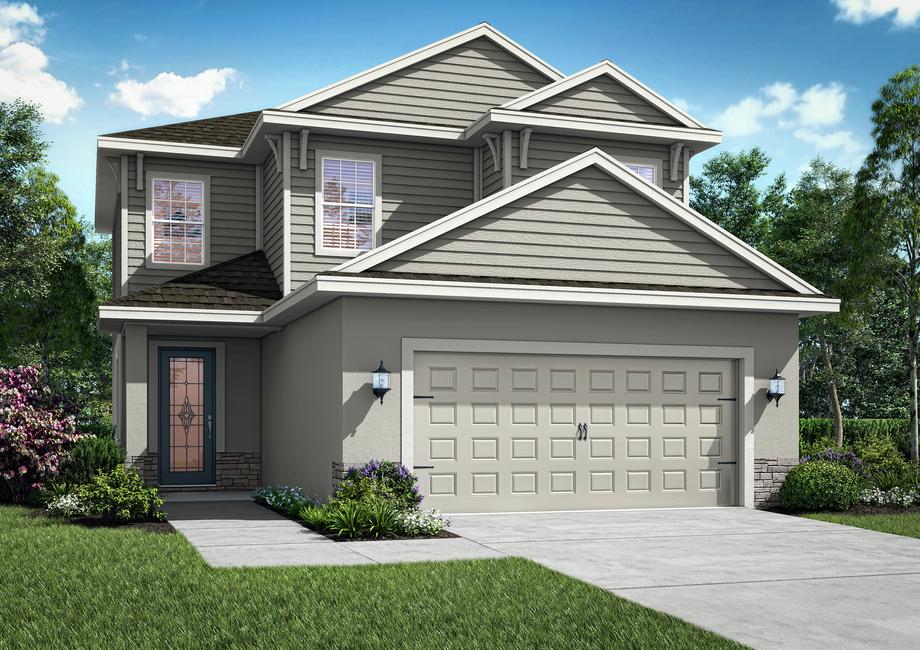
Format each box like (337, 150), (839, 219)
(519, 127), (533, 170)
(265, 134), (284, 173)
(483, 133), (501, 172)
(669, 142), (685, 182)
(299, 129), (310, 170)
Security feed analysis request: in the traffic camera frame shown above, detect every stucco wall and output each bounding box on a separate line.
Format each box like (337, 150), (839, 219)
(335, 297), (799, 463)
(261, 300), (344, 497)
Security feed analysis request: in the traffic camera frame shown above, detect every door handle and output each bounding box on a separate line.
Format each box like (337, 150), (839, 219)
(207, 414), (213, 440)
(413, 465), (434, 469)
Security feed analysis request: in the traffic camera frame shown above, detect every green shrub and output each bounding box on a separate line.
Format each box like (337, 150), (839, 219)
(79, 467), (164, 521)
(780, 460), (861, 511)
(852, 435), (908, 473)
(328, 502), (369, 539)
(59, 435), (125, 485)
(366, 501), (400, 539)
(332, 460), (421, 510)
(800, 418), (910, 458)
(298, 504), (333, 532)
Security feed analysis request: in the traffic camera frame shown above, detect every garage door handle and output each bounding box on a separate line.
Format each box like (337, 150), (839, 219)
(717, 461), (737, 465)
(413, 465), (434, 469)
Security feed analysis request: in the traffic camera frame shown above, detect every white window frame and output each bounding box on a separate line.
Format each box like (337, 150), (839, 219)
(145, 170), (211, 270)
(620, 157), (662, 188)
(314, 149), (383, 258)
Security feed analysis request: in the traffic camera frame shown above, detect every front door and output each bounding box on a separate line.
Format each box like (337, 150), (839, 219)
(158, 348), (216, 485)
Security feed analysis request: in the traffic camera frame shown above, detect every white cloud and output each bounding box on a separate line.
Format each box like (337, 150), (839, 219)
(671, 96), (701, 115)
(714, 81), (848, 136)
(0, 1), (43, 47)
(832, 0), (920, 27)
(795, 83), (847, 126)
(0, 3), (82, 123)
(108, 58), (140, 76)
(109, 68), (240, 118)
(133, 32), (147, 42)
(793, 128), (863, 153)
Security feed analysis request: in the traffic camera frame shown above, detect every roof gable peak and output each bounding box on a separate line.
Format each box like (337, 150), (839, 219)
(501, 60), (708, 130)
(333, 148), (820, 295)
(277, 23), (563, 113)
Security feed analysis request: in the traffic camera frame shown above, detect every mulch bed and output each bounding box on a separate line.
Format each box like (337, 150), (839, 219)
(770, 504), (920, 516)
(30, 509), (176, 533)
(253, 500), (458, 542)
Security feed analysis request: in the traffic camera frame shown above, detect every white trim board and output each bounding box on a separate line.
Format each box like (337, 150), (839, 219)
(331, 148), (825, 296)
(260, 274), (839, 327)
(97, 136), (239, 158)
(500, 60), (707, 130)
(464, 109), (722, 148)
(399, 338), (756, 508)
(276, 23), (563, 112)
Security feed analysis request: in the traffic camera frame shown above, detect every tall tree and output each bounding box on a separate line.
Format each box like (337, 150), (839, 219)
(844, 65), (920, 460)
(769, 159), (854, 444)
(0, 99), (111, 426)
(690, 147), (786, 250)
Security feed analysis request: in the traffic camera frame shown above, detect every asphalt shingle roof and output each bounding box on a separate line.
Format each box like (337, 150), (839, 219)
(104, 111), (263, 148)
(107, 250), (281, 311)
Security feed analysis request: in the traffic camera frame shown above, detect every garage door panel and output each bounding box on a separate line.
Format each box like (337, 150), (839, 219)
(414, 352), (737, 512)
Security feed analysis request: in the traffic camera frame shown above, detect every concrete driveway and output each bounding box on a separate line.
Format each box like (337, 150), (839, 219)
(448, 508), (920, 649)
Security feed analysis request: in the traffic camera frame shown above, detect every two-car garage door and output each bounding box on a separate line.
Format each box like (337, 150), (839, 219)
(413, 352), (737, 512)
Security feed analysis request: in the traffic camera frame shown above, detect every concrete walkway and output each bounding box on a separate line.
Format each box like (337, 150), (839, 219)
(166, 500), (920, 648)
(448, 508), (920, 650)
(164, 499), (501, 567)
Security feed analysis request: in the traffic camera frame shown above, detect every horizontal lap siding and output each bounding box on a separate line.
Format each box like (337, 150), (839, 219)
(306, 38), (552, 127)
(516, 132), (684, 201)
(262, 152), (284, 287)
(125, 157), (257, 293)
(528, 76), (679, 125)
(290, 134), (474, 288)
(375, 166), (785, 291)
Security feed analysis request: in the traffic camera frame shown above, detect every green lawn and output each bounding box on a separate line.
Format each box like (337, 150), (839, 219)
(805, 511), (920, 539)
(0, 506), (742, 649)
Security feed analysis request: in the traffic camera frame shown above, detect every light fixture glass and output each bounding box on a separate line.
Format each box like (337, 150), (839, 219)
(766, 369), (785, 405)
(372, 360), (391, 403)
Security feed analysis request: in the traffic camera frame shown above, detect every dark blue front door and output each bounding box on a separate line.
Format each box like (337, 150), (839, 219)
(158, 348), (215, 485)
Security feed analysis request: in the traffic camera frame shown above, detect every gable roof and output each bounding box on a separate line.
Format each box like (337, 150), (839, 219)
(332, 149), (821, 295)
(276, 23), (564, 112)
(501, 61), (707, 130)
(104, 111), (263, 148)
(106, 250), (281, 311)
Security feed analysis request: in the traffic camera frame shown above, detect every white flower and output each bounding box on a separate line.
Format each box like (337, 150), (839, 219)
(46, 493), (89, 518)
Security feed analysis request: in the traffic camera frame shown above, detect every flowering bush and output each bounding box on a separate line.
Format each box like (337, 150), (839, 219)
(0, 366), (84, 502)
(801, 448), (869, 478)
(860, 487), (920, 508)
(333, 460), (421, 510)
(396, 508), (451, 536)
(46, 493), (90, 518)
(251, 485), (314, 515)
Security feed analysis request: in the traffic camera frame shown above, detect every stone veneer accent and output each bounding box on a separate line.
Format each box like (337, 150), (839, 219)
(754, 457), (798, 508)
(129, 451), (261, 491)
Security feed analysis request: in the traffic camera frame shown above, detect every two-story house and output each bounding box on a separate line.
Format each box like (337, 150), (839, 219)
(95, 24), (838, 511)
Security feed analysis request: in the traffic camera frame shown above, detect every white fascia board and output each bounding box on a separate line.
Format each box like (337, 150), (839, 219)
(501, 60), (707, 129)
(332, 147), (821, 295)
(262, 275), (839, 325)
(465, 109), (722, 148)
(276, 23), (563, 112)
(98, 305), (263, 324)
(96, 136), (239, 158)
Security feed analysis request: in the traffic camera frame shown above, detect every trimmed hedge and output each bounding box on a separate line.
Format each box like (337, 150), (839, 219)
(780, 460), (861, 511)
(800, 418), (910, 457)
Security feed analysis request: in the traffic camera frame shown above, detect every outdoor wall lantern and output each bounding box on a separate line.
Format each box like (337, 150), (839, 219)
(371, 361), (391, 404)
(766, 369), (785, 406)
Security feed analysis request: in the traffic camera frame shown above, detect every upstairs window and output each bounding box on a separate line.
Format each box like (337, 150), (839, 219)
(148, 175), (208, 267)
(315, 152), (381, 257)
(625, 162), (658, 185)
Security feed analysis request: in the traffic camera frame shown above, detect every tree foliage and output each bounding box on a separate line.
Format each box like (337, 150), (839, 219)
(689, 147), (786, 249)
(0, 100), (111, 426)
(843, 65), (920, 459)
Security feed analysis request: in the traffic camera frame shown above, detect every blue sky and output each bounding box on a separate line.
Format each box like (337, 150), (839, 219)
(2, 0), (918, 223)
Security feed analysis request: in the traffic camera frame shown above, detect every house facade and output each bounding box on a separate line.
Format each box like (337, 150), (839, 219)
(95, 24), (838, 510)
